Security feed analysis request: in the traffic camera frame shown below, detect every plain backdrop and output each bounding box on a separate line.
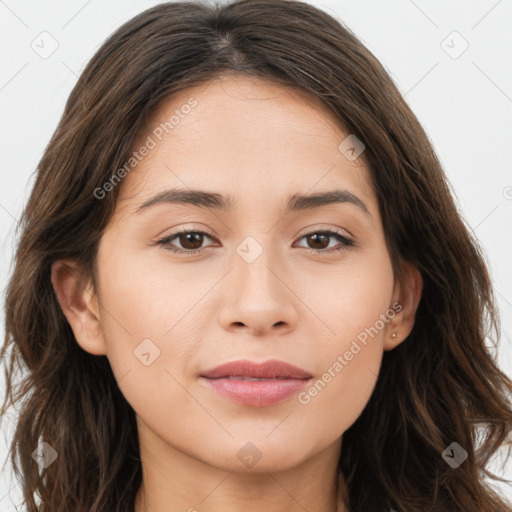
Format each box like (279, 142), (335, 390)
(1, 0), (511, 509)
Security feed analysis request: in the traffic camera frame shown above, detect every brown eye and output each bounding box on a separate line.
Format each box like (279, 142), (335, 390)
(156, 228), (355, 256)
(177, 232), (205, 250)
(294, 229), (355, 255)
(156, 229), (217, 254)
(305, 233), (330, 250)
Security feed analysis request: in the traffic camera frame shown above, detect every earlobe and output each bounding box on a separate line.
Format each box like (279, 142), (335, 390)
(51, 259), (107, 356)
(384, 262), (423, 351)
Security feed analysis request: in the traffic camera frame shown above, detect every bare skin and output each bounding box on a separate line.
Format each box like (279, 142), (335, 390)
(51, 73), (422, 512)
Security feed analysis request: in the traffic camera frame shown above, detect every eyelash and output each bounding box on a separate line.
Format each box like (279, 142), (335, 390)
(155, 228), (355, 256)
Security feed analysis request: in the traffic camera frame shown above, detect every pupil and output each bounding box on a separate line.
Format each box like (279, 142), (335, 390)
(309, 233), (328, 249)
(181, 233), (203, 250)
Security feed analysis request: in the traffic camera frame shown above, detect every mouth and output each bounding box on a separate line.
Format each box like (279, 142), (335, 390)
(199, 359), (313, 407)
(214, 376), (298, 380)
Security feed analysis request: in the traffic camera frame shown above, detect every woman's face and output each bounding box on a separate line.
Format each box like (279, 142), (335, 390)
(55, 74), (420, 474)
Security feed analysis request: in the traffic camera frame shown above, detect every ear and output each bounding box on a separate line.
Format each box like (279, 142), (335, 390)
(51, 259), (107, 356)
(384, 260), (423, 351)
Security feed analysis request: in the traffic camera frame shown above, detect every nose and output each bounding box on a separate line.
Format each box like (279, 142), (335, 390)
(217, 243), (298, 337)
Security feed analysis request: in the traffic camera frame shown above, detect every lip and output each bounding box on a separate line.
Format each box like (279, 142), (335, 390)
(200, 359), (313, 379)
(199, 359), (313, 407)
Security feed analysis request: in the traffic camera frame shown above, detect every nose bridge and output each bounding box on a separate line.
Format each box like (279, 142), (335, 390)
(217, 232), (298, 334)
(232, 234), (283, 304)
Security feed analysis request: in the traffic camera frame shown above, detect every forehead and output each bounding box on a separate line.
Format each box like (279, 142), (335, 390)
(115, 74), (377, 220)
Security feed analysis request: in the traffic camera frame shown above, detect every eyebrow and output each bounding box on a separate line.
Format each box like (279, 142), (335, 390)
(136, 187), (371, 217)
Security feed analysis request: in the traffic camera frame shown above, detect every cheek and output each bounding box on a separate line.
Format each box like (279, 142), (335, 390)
(93, 247), (216, 420)
(296, 248), (394, 430)
(94, 245), (207, 343)
(94, 255), (199, 429)
(296, 298), (389, 442)
(294, 348), (381, 449)
(303, 241), (394, 349)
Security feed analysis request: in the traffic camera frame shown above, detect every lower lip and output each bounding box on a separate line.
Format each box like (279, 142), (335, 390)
(200, 377), (312, 407)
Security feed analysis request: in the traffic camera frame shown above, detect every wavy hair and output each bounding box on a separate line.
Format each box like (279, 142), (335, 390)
(2, 1), (512, 510)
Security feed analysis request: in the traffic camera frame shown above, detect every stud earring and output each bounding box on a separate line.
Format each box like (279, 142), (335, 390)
(391, 332), (397, 338)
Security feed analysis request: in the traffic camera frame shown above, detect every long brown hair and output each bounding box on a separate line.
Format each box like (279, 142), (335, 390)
(2, 1), (511, 510)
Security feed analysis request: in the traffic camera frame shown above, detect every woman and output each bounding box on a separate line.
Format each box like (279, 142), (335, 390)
(2, 1), (511, 511)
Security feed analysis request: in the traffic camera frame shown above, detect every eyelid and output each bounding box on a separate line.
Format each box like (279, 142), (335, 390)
(155, 228), (218, 252)
(294, 228), (356, 254)
(295, 223), (354, 240)
(155, 226), (356, 255)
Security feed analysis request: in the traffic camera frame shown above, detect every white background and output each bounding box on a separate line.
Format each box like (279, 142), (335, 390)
(1, 0), (511, 509)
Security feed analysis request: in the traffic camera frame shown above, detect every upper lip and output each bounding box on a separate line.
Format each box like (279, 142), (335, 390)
(200, 359), (313, 379)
